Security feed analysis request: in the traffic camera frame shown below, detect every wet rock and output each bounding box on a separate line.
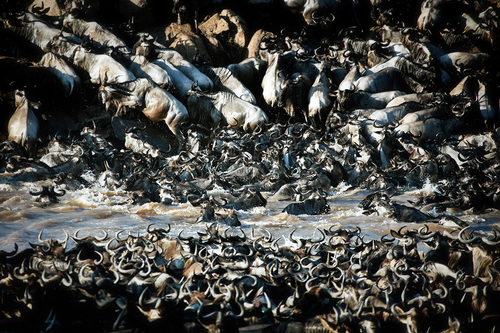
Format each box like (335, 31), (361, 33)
(162, 23), (212, 65)
(112, 0), (154, 27)
(198, 9), (249, 65)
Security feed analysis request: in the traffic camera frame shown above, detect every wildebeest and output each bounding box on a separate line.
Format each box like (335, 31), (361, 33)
(307, 61), (332, 126)
(354, 67), (411, 93)
(8, 90), (39, 154)
(99, 78), (189, 149)
(72, 45), (136, 85)
(398, 105), (446, 124)
(282, 190), (330, 215)
(187, 90), (268, 131)
(29, 185), (66, 204)
(438, 52), (491, 77)
(156, 49), (214, 92)
(199, 66), (256, 104)
(367, 41), (410, 67)
(38, 52), (81, 98)
(261, 51), (296, 107)
(152, 58), (194, 99)
(117, 54), (173, 89)
(44, 34), (81, 60)
(279, 72), (312, 121)
(394, 117), (462, 143)
(222, 187), (267, 211)
(2, 12), (83, 57)
(385, 92), (443, 108)
(360, 55), (439, 91)
(367, 101), (428, 127)
(46, 35), (136, 85)
(338, 90), (405, 111)
(62, 14), (131, 53)
(227, 57), (266, 95)
(417, 0), (465, 31)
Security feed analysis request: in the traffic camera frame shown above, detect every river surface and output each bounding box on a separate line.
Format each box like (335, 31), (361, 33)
(1, 172), (499, 251)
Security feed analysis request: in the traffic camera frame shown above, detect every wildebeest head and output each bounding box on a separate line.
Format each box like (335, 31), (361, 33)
(417, 0), (465, 31)
(186, 88), (223, 127)
(133, 33), (156, 58)
(262, 51), (295, 108)
(282, 189), (329, 215)
(278, 72), (311, 119)
(45, 35), (81, 61)
(337, 89), (356, 111)
(227, 187), (267, 211)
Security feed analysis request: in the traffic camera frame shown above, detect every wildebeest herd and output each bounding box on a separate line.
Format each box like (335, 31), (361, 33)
(0, 0), (500, 331)
(1, 224), (500, 332)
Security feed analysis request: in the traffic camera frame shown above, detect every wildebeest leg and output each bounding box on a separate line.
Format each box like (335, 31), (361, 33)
(309, 115), (318, 129)
(165, 113), (186, 153)
(194, 9), (199, 31)
(114, 97), (141, 117)
(229, 117), (240, 129)
(115, 105), (126, 117)
(302, 109), (309, 125)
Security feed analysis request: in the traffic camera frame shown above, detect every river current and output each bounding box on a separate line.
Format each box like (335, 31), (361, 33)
(1, 172), (499, 251)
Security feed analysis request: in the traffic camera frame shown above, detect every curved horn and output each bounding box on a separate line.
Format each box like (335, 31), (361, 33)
(289, 229), (303, 248)
(57, 230), (69, 249)
(38, 229), (50, 245)
(312, 228), (326, 243)
(29, 186), (44, 196)
(49, 186), (66, 197)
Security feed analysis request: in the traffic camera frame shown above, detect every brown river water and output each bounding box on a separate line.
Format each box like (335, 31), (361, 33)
(1, 175), (498, 251)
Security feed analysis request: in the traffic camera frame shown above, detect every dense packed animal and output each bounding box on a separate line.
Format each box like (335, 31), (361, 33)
(0, 225), (499, 332)
(0, 0), (499, 331)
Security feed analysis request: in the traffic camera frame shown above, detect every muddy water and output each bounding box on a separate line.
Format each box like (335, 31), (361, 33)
(1, 173), (498, 251)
